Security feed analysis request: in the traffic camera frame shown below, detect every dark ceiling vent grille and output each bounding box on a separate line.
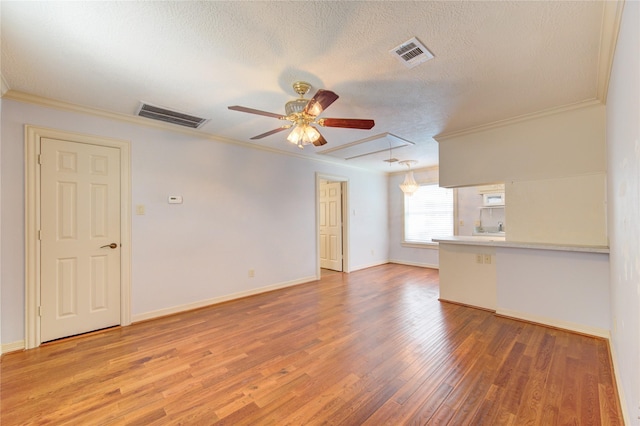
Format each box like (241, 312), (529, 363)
(136, 103), (208, 129)
(390, 37), (434, 69)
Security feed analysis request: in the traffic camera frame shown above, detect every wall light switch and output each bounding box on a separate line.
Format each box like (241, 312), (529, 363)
(135, 205), (145, 215)
(484, 254), (492, 264)
(476, 254), (483, 264)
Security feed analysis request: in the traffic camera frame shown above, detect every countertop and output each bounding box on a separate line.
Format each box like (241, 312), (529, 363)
(432, 236), (609, 254)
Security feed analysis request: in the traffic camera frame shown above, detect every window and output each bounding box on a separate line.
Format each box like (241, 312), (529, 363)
(404, 184), (454, 244)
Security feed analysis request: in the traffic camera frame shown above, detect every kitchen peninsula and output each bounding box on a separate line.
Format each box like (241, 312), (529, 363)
(433, 236), (610, 337)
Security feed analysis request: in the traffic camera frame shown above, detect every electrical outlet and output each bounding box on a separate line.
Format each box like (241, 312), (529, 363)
(476, 254), (483, 264)
(459, 220), (464, 226)
(248, 269), (255, 278)
(484, 254), (492, 264)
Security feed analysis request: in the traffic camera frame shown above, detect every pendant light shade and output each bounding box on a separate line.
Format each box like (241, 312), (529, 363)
(399, 160), (419, 195)
(286, 124), (320, 149)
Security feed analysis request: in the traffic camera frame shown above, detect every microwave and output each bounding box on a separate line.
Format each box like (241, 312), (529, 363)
(482, 192), (505, 206)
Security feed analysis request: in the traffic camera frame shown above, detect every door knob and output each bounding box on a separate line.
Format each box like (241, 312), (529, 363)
(100, 243), (118, 249)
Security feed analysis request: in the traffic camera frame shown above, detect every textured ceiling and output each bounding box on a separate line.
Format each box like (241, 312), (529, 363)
(0, 1), (617, 172)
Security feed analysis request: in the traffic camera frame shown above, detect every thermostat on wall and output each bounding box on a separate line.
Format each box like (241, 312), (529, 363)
(168, 195), (183, 204)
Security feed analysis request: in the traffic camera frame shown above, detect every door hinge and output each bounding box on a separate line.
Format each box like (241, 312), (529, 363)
(37, 154), (42, 165)
(38, 306), (42, 317)
(38, 230), (42, 240)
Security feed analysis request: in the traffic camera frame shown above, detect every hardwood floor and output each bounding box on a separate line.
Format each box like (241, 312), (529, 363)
(1, 264), (623, 425)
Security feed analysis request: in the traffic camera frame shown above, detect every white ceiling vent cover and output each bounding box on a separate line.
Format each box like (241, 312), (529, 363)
(136, 102), (209, 129)
(390, 37), (434, 69)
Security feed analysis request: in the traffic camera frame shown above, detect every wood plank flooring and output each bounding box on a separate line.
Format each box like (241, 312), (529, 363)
(1, 264), (623, 425)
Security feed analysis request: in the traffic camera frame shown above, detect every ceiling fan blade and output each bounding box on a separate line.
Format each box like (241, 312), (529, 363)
(228, 105), (284, 119)
(250, 125), (292, 140)
(313, 133), (328, 147)
(317, 118), (375, 130)
(303, 90), (339, 117)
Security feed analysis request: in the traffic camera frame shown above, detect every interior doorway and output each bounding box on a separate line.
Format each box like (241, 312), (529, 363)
(316, 173), (349, 278)
(25, 126), (132, 349)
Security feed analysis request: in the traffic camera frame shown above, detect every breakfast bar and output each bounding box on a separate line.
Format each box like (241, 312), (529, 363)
(433, 236), (611, 337)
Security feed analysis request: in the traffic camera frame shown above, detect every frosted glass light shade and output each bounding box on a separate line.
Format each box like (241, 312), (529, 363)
(287, 124), (320, 148)
(399, 171), (419, 195)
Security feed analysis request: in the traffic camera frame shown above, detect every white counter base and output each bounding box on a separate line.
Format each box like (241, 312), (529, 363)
(434, 237), (611, 338)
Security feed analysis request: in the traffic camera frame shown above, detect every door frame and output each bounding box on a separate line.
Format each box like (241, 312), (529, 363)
(25, 125), (132, 349)
(315, 173), (349, 278)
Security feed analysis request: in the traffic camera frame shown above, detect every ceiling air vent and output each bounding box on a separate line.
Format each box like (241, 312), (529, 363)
(389, 37), (434, 69)
(136, 102), (208, 129)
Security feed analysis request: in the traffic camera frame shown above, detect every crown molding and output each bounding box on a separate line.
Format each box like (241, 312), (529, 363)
(597, 0), (625, 104)
(434, 99), (603, 142)
(435, 1), (624, 143)
(2, 90), (386, 175)
(1, 74), (10, 96)
(388, 164), (439, 177)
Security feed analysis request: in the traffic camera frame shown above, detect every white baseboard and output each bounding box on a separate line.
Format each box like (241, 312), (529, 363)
(132, 276), (316, 323)
(1, 340), (25, 355)
(495, 308), (610, 338)
(389, 259), (439, 269)
(348, 260), (391, 273)
(608, 341), (631, 426)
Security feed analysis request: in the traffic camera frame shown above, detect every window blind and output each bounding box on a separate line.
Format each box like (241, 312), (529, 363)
(404, 184), (454, 243)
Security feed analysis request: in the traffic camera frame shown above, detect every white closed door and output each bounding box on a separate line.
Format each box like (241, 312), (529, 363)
(40, 138), (121, 342)
(319, 181), (343, 271)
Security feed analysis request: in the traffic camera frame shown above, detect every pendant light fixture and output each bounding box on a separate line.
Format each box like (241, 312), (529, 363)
(398, 160), (419, 195)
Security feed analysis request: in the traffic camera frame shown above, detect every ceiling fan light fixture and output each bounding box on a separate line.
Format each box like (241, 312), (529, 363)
(287, 125), (304, 144)
(306, 103), (323, 117)
(287, 124), (320, 148)
(398, 160), (419, 195)
(304, 125), (321, 142)
(285, 98), (308, 115)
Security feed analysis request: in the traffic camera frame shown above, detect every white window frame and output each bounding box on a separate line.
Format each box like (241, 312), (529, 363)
(402, 183), (457, 248)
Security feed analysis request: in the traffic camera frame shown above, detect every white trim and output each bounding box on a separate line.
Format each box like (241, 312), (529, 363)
(608, 339), (631, 426)
(389, 260), (439, 269)
(495, 308), (610, 339)
(316, 174), (350, 277)
(4, 90), (384, 175)
(435, 99), (602, 141)
(132, 276), (316, 323)
(0, 74), (10, 96)
(1, 340), (25, 355)
(401, 242), (440, 250)
(348, 261), (390, 272)
(25, 126), (132, 349)
(597, 0), (626, 103)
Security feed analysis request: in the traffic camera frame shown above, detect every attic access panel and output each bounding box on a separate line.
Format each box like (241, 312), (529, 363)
(317, 133), (415, 160)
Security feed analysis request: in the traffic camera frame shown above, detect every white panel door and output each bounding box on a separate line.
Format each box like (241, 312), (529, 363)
(40, 138), (121, 342)
(319, 181), (343, 271)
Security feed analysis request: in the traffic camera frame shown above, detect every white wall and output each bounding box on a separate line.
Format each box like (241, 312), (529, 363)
(437, 103), (606, 187)
(496, 248), (610, 336)
(0, 98), (389, 346)
(506, 173), (607, 245)
(606, 1), (639, 423)
(388, 167), (440, 268)
(437, 104), (608, 247)
(0, 97), (3, 347)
